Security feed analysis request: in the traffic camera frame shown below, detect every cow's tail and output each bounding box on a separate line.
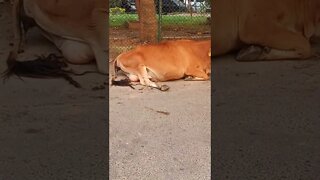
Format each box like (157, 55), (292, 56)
(2, 0), (25, 81)
(4, 0), (24, 79)
(109, 55), (135, 89)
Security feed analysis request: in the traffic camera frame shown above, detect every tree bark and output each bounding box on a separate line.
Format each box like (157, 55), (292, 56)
(138, 0), (157, 43)
(135, 0), (141, 22)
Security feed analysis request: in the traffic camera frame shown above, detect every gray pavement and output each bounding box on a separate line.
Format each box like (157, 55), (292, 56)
(5, 1), (319, 179)
(0, 3), (108, 179)
(109, 81), (211, 180)
(212, 54), (320, 179)
(1, 2), (211, 179)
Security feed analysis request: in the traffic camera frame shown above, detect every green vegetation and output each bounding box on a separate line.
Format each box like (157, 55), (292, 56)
(110, 14), (138, 27)
(109, 14), (209, 28)
(160, 15), (208, 27)
(110, 7), (126, 15)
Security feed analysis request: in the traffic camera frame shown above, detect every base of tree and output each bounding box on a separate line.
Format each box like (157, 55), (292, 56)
(206, 17), (211, 25)
(126, 21), (140, 30)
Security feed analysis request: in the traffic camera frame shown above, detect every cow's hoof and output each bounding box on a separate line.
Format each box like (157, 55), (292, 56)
(159, 85), (170, 91)
(236, 45), (263, 61)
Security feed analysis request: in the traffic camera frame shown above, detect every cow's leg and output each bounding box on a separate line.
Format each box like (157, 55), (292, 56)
(90, 46), (108, 74)
(137, 66), (158, 88)
(238, 20), (312, 60)
(116, 60), (146, 86)
(116, 58), (165, 90)
(39, 30), (95, 64)
(236, 45), (264, 60)
(59, 40), (94, 64)
(237, 45), (311, 60)
(136, 67), (169, 91)
(88, 8), (108, 74)
(185, 68), (209, 81)
(184, 76), (209, 81)
(128, 74), (139, 82)
(122, 65), (158, 88)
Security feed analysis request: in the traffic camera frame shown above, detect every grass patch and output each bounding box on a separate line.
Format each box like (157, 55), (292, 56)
(161, 15), (207, 27)
(110, 14), (138, 27)
(109, 13), (208, 28)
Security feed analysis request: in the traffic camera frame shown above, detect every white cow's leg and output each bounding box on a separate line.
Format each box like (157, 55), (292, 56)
(59, 40), (94, 64)
(237, 45), (311, 60)
(90, 46), (108, 74)
(39, 30), (94, 64)
(87, 8), (108, 74)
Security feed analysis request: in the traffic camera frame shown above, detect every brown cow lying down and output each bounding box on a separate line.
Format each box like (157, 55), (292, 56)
(9, 0), (108, 73)
(213, 0), (320, 60)
(110, 39), (211, 91)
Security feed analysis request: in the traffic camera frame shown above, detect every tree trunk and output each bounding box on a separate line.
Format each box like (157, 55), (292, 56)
(135, 0), (141, 22)
(138, 0), (157, 43)
(188, 0), (193, 17)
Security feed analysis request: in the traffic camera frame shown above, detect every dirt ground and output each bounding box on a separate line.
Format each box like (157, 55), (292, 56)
(0, 3), (108, 179)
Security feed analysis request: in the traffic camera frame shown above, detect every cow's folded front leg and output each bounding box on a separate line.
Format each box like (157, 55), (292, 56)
(236, 45), (264, 61)
(184, 76), (209, 81)
(185, 68), (210, 81)
(239, 19), (312, 60)
(237, 45), (311, 61)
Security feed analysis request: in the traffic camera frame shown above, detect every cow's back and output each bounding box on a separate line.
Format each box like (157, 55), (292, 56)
(23, 0), (107, 40)
(147, 40), (210, 80)
(139, 40), (210, 67)
(213, 0), (320, 57)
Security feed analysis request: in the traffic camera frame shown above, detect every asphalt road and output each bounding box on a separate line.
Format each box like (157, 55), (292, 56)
(1, 2), (211, 179)
(0, 3), (108, 179)
(4, 1), (320, 179)
(109, 81), (211, 179)
(212, 54), (320, 179)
